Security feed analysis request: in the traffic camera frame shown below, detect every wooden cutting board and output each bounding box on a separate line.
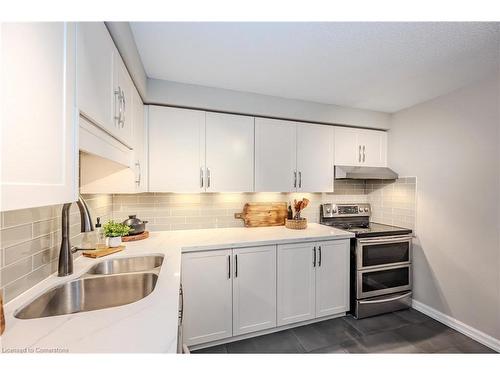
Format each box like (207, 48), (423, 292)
(82, 245), (125, 258)
(234, 202), (287, 227)
(122, 231), (149, 242)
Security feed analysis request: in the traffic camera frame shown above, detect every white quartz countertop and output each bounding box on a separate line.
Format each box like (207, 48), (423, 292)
(1, 223), (352, 353)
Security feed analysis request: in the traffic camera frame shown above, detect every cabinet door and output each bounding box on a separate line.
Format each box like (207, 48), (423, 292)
(255, 118), (297, 192)
(113, 51), (134, 147)
(148, 106), (205, 192)
(233, 245), (277, 336)
(277, 242), (316, 326)
(1, 23), (77, 211)
(315, 240), (350, 318)
(77, 22), (115, 134)
(182, 249), (233, 346)
(358, 129), (387, 167)
(296, 123), (334, 192)
(334, 127), (360, 166)
(206, 112), (254, 192)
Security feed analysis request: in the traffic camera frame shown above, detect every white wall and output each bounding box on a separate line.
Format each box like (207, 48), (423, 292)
(147, 79), (391, 130)
(388, 73), (500, 340)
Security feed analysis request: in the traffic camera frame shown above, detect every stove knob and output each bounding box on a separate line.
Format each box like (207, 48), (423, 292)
(332, 208), (337, 213)
(364, 208), (369, 212)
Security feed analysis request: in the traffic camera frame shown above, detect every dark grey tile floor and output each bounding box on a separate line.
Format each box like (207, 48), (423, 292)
(192, 309), (497, 354)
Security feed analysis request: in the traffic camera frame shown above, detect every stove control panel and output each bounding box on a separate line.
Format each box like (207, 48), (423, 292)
(321, 203), (371, 218)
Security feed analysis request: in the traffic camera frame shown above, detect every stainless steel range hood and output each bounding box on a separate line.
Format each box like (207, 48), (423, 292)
(334, 165), (398, 180)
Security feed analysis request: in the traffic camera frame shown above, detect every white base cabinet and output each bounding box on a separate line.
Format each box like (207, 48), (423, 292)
(232, 245), (277, 336)
(277, 240), (350, 327)
(182, 239), (349, 347)
(315, 240), (350, 317)
(182, 249), (233, 346)
(277, 242), (316, 326)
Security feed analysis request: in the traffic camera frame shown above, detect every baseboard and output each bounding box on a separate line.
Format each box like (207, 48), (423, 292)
(412, 299), (500, 353)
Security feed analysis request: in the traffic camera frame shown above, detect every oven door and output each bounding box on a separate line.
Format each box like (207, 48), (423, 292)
(357, 264), (412, 299)
(356, 235), (412, 270)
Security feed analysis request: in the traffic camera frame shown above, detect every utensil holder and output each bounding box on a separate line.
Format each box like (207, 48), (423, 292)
(285, 218), (307, 230)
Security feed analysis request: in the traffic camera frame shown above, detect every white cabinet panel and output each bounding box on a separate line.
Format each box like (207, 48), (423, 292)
(297, 123), (334, 192)
(77, 22), (114, 133)
(255, 118), (296, 192)
(358, 129), (387, 167)
(1, 22), (77, 211)
(315, 240), (350, 318)
(334, 127), (360, 166)
(233, 245), (277, 336)
(148, 106), (205, 192)
(205, 112), (254, 192)
(182, 249), (233, 346)
(277, 242), (316, 326)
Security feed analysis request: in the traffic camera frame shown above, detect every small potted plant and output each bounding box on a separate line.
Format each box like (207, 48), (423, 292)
(103, 220), (131, 247)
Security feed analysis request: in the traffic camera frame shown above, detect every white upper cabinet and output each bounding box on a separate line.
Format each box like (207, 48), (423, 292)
(358, 129), (387, 167)
(77, 22), (115, 133)
(148, 106), (206, 192)
(77, 22), (134, 149)
(1, 22), (78, 211)
(334, 127), (387, 167)
(255, 119), (334, 192)
(205, 113), (254, 192)
(255, 118), (297, 192)
(296, 123), (334, 192)
(113, 49), (134, 147)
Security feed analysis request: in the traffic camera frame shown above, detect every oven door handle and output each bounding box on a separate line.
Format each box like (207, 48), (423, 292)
(359, 291), (412, 304)
(358, 235), (413, 244)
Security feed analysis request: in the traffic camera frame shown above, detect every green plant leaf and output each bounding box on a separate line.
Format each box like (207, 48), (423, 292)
(103, 220), (131, 237)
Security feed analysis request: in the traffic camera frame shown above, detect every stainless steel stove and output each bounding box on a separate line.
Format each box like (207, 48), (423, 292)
(320, 203), (413, 319)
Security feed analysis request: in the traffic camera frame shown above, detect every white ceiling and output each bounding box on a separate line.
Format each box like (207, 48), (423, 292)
(130, 22), (500, 113)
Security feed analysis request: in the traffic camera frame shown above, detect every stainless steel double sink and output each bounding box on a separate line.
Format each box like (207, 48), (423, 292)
(15, 255), (164, 320)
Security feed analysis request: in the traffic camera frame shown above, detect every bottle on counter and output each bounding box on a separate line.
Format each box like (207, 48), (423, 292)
(287, 203), (293, 220)
(95, 217), (106, 249)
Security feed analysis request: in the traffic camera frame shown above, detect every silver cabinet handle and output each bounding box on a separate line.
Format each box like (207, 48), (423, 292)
(121, 88), (126, 128)
(358, 145), (362, 162)
(362, 145), (366, 163)
(227, 255), (231, 279)
(207, 168), (211, 188)
(293, 170), (297, 188)
(298, 171), (302, 189)
(235, 254), (238, 278)
(114, 86), (122, 126)
(179, 283), (184, 324)
(200, 167), (204, 188)
(135, 160), (141, 185)
(313, 246), (316, 267)
(318, 246), (322, 267)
